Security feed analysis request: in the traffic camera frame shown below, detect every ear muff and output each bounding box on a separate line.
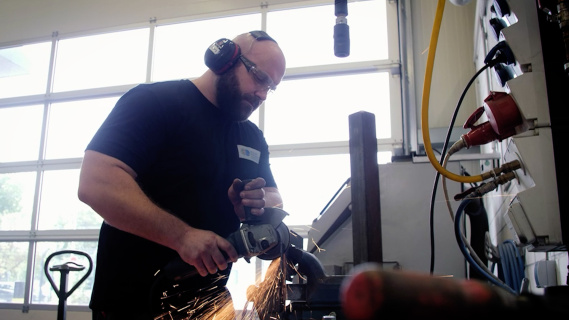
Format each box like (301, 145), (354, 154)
(204, 38), (241, 75)
(204, 31), (276, 75)
(249, 30), (276, 43)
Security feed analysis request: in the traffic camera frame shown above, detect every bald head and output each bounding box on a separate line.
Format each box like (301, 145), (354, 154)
(193, 31), (287, 117)
(233, 31), (286, 86)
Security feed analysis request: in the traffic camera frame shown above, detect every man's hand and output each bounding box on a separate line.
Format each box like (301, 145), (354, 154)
(177, 227), (239, 277)
(228, 178), (267, 221)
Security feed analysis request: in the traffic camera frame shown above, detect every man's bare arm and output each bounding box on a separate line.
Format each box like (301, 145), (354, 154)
(78, 150), (238, 276)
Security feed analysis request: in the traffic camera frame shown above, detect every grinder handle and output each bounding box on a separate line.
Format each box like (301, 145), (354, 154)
(240, 179), (257, 222)
(161, 240), (238, 282)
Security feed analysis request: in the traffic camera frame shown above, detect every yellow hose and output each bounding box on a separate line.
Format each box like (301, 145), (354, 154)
(421, 0), (484, 183)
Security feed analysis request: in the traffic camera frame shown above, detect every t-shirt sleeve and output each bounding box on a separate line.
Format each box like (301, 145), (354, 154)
(86, 85), (170, 175)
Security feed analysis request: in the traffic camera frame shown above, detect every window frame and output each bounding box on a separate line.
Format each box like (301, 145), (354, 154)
(0, 0), (405, 312)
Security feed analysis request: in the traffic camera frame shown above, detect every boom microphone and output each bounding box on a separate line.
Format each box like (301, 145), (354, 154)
(334, 0), (350, 57)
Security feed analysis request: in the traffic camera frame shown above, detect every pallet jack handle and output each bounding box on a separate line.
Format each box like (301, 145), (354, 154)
(44, 250), (93, 320)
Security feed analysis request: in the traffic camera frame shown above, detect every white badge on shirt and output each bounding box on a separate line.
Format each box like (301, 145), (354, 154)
(237, 145), (261, 164)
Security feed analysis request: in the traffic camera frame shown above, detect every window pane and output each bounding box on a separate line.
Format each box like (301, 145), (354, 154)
(0, 42), (51, 99)
(267, 0), (387, 68)
(0, 172), (36, 231)
(270, 154), (351, 226)
(0, 242), (28, 303)
(152, 14), (261, 82)
(37, 169), (102, 230)
(264, 72), (391, 145)
(227, 258), (279, 312)
(270, 152), (392, 227)
(53, 29), (149, 92)
(45, 97), (117, 159)
(226, 258), (257, 310)
(32, 242), (97, 306)
(0, 105), (43, 162)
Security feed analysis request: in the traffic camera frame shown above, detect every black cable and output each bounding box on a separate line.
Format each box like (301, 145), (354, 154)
(455, 198), (517, 295)
(429, 63), (491, 274)
(459, 165), (490, 280)
(460, 164), (479, 188)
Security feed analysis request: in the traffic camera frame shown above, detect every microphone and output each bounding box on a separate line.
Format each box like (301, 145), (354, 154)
(334, 0), (350, 57)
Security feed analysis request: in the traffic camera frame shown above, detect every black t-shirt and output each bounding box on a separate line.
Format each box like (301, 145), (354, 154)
(86, 80), (277, 314)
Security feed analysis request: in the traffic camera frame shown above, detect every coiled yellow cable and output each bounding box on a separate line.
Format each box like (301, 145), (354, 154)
(421, 0), (484, 183)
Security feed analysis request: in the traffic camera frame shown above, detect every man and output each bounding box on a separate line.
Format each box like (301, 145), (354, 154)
(78, 30), (286, 319)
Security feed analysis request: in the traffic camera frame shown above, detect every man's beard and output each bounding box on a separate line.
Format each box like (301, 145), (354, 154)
(216, 68), (261, 122)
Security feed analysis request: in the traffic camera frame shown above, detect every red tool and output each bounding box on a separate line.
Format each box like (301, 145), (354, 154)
(340, 263), (567, 319)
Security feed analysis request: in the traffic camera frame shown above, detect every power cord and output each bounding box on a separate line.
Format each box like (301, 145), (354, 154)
(452, 171), (520, 295)
(424, 0), (523, 275)
(428, 63), (492, 274)
(455, 198), (517, 295)
(421, 0), (520, 184)
(498, 239), (526, 293)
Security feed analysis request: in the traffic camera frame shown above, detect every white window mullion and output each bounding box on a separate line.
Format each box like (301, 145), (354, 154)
(146, 17), (157, 83)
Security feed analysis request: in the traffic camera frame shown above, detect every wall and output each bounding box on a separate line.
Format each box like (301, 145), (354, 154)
(410, 0), (478, 132)
(0, 0), (296, 45)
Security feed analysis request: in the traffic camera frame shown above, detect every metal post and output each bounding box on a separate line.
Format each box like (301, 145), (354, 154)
(348, 111), (383, 265)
